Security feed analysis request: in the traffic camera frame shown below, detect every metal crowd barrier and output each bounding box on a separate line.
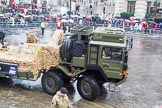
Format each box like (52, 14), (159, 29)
(0, 22), (161, 35)
(27, 22), (56, 29)
(0, 23), (28, 31)
(0, 22), (56, 30)
(86, 23), (162, 35)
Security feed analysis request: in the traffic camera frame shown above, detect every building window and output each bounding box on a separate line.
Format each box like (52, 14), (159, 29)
(147, 1), (151, 14)
(127, 1), (136, 14)
(89, 0), (92, 3)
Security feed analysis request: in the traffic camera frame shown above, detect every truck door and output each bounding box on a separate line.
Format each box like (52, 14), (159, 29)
(88, 44), (99, 67)
(101, 47), (123, 79)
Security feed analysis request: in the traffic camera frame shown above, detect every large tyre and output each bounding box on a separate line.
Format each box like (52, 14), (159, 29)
(77, 76), (100, 101)
(61, 36), (72, 62)
(41, 72), (63, 95)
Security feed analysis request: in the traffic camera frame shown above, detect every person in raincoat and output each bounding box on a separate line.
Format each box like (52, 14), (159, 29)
(51, 87), (72, 108)
(26, 31), (39, 43)
(9, 16), (15, 26)
(56, 22), (62, 29)
(40, 20), (46, 36)
(108, 22), (112, 29)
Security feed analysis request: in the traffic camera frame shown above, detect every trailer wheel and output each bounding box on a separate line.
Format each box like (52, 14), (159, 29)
(41, 72), (63, 95)
(77, 76), (100, 101)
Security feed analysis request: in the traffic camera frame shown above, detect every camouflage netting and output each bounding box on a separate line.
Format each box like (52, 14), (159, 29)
(0, 29), (64, 80)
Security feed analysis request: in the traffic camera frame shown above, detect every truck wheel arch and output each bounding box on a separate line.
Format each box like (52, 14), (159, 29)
(48, 65), (72, 84)
(49, 65), (71, 77)
(77, 69), (107, 83)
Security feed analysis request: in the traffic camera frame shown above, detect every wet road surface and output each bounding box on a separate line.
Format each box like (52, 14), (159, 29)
(0, 33), (162, 108)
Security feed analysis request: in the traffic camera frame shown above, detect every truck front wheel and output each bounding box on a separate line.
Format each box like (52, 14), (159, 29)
(41, 72), (63, 95)
(77, 76), (100, 101)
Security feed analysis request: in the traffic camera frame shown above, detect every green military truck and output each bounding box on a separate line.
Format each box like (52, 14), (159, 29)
(0, 26), (132, 101)
(42, 26), (132, 101)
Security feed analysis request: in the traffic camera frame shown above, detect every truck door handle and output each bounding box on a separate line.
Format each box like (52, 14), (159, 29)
(103, 64), (110, 68)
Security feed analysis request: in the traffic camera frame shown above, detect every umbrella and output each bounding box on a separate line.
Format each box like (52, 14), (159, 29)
(71, 14), (79, 18)
(125, 19), (130, 22)
(132, 20), (140, 23)
(62, 16), (67, 18)
(61, 19), (67, 22)
(130, 16), (136, 20)
(141, 21), (147, 24)
(106, 18), (111, 21)
(24, 15), (31, 18)
(19, 8), (25, 10)
(0, 14), (4, 17)
(68, 19), (74, 23)
(87, 15), (93, 19)
(4, 13), (12, 17)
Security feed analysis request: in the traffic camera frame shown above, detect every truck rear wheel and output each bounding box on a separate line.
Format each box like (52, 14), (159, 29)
(41, 72), (63, 95)
(77, 76), (100, 101)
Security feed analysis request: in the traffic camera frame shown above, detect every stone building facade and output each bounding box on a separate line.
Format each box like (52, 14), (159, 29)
(96, 0), (161, 19)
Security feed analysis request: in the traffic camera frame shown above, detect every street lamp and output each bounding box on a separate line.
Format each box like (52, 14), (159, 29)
(70, 0), (71, 12)
(67, 0), (72, 17)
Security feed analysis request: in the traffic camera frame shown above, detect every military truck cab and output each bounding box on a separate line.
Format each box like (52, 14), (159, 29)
(42, 26), (132, 101)
(88, 27), (128, 84)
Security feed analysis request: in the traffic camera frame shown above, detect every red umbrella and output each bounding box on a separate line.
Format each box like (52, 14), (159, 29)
(132, 20), (140, 23)
(130, 16), (135, 21)
(19, 8), (25, 10)
(141, 21), (147, 24)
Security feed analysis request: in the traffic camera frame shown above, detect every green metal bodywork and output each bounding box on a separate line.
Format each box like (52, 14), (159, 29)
(56, 64), (86, 77)
(70, 26), (93, 36)
(87, 44), (125, 79)
(72, 57), (85, 68)
(17, 72), (34, 79)
(56, 65), (71, 75)
(0, 71), (35, 80)
(67, 26), (127, 82)
(92, 27), (125, 43)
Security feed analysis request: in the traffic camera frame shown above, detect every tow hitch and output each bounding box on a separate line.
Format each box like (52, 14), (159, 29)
(108, 76), (127, 92)
(108, 82), (116, 92)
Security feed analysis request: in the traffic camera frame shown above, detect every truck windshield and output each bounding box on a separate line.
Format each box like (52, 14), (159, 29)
(102, 47), (122, 61)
